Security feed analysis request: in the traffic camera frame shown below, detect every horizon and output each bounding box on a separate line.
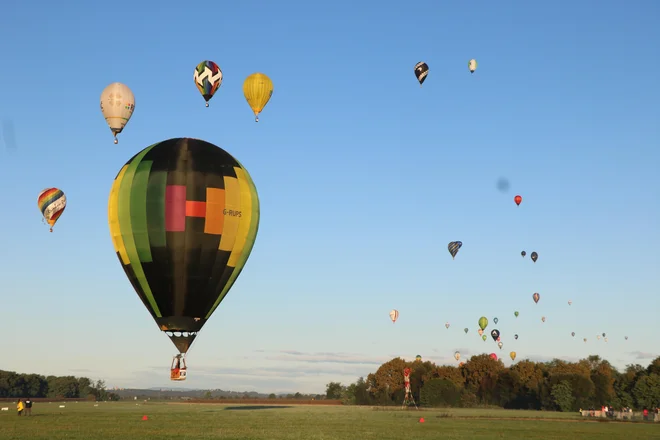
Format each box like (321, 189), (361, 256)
(1, 0), (659, 395)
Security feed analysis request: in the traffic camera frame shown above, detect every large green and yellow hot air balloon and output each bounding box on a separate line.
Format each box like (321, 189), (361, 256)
(108, 138), (260, 378)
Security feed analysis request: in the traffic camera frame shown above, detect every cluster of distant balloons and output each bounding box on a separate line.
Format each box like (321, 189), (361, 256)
(389, 192), (628, 364)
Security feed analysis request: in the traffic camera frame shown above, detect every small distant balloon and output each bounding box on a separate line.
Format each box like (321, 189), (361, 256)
(490, 329), (500, 341)
(514, 195), (522, 206)
(514, 334), (518, 340)
(568, 300), (572, 306)
(533, 293), (540, 304)
(510, 351), (517, 361)
(625, 336), (628, 340)
(445, 322), (450, 329)
(514, 311), (519, 317)
(521, 251), (526, 258)
(448, 241), (463, 259)
(541, 316), (546, 323)
(531, 252), (538, 263)
(482, 335), (487, 341)
(464, 328), (468, 334)
(489, 353), (498, 361)
(497, 341), (503, 349)
(478, 329), (484, 336)
(571, 332), (575, 337)
(493, 317), (499, 324)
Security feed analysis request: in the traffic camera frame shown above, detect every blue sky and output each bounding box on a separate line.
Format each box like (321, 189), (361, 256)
(1, 1), (659, 394)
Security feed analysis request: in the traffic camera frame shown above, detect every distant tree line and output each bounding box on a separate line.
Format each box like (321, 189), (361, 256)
(326, 354), (660, 411)
(0, 370), (119, 401)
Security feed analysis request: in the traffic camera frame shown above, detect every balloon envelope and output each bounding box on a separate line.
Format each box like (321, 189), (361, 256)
(243, 73), (273, 121)
(107, 138), (260, 354)
(194, 60), (223, 105)
(100, 82), (135, 143)
(38, 188), (66, 231)
(478, 316), (488, 330)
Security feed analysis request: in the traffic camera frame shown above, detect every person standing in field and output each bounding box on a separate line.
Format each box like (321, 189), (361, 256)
(16, 399), (24, 416)
(24, 397), (32, 416)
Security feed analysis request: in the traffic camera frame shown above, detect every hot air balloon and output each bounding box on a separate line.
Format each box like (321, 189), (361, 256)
(604, 337), (608, 342)
(448, 241), (462, 259)
(571, 332), (575, 337)
(389, 309), (399, 323)
(445, 322), (450, 329)
(193, 60), (223, 107)
(497, 341), (503, 349)
(625, 336), (628, 340)
(533, 293), (540, 304)
(482, 335), (487, 341)
(602, 333), (606, 337)
(521, 251), (526, 258)
(493, 317), (499, 324)
(490, 329), (500, 341)
(414, 62), (429, 86)
(541, 316), (546, 322)
(468, 59), (477, 73)
(478, 316), (488, 330)
(464, 328), (468, 334)
(568, 300), (572, 305)
(108, 138), (260, 381)
(514, 311), (519, 318)
(38, 188), (67, 232)
(454, 351), (460, 361)
(510, 351), (516, 361)
(243, 73), (273, 122)
(584, 338), (587, 342)
(100, 82), (135, 144)
(597, 335), (601, 340)
(531, 252), (538, 263)
(514, 334), (519, 340)
(478, 329), (484, 336)
(459, 362), (464, 367)
(489, 353), (498, 361)
(415, 355), (422, 362)
(514, 195), (522, 206)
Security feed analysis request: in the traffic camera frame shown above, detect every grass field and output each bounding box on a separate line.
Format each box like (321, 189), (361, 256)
(2, 402), (659, 440)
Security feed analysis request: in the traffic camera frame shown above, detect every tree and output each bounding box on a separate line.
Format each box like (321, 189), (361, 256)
(325, 382), (344, 399)
(419, 378), (461, 407)
(268, 393), (276, 399)
(551, 380), (574, 412)
(632, 373), (660, 409)
(204, 391), (213, 399)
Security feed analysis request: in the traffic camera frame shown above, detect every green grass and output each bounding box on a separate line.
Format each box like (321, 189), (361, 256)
(1, 402), (658, 440)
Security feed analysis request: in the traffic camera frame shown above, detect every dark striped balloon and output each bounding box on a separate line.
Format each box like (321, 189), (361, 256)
(108, 138), (260, 354)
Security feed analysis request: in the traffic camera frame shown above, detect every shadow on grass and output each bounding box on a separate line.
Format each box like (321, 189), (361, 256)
(224, 405), (293, 411)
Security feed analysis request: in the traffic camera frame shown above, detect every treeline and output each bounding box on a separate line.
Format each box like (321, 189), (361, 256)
(0, 370), (119, 401)
(326, 354), (660, 411)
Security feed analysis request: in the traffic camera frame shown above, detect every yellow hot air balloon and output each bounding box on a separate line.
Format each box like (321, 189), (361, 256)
(243, 73), (273, 122)
(510, 351), (516, 361)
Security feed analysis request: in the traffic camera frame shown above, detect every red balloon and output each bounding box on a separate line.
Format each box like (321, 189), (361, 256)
(514, 195), (522, 206)
(489, 353), (498, 361)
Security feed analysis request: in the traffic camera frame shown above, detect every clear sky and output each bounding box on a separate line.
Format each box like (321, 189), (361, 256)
(1, 1), (659, 394)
